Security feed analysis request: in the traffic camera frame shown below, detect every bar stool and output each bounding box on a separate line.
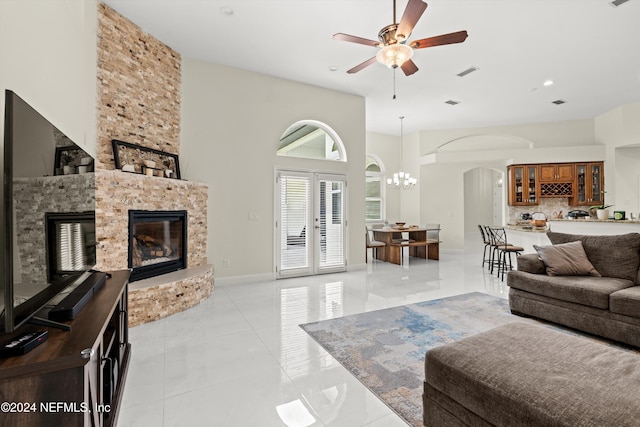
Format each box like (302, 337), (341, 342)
(478, 225), (492, 268)
(488, 227), (523, 280)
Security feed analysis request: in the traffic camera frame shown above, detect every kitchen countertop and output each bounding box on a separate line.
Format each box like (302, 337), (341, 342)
(505, 224), (549, 233)
(548, 218), (640, 224)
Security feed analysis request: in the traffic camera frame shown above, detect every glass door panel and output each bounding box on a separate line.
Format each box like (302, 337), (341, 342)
(591, 164), (602, 204)
(315, 175), (346, 273)
(277, 172), (312, 277)
(526, 166), (537, 204)
(576, 164), (587, 204)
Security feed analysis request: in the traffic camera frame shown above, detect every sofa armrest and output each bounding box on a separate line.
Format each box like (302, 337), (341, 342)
(516, 253), (546, 274)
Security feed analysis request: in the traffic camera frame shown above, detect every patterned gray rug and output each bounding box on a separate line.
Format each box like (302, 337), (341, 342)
(300, 292), (527, 427)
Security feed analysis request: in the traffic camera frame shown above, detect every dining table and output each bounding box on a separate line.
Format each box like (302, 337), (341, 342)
(372, 226), (440, 265)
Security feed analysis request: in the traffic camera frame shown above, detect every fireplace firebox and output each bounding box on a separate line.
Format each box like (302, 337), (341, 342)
(128, 210), (187, 282)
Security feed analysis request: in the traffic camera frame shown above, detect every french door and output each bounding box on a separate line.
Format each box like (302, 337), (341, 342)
(276, 170), (347, 278)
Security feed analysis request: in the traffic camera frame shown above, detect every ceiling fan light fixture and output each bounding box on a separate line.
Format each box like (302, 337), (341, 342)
(376, 43), (413, 69)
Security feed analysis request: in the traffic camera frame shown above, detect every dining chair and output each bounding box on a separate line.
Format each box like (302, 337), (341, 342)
(424, 223), (441, 242)
(365, 227), (386, 263)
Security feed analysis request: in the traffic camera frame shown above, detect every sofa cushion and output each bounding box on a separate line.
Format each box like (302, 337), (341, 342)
(516, 253), (546, 274)
(610, 286), (640, 319)
(533, 241), (600, 277)
(547, 232), (640, 282)
(507, 270), (635, 309)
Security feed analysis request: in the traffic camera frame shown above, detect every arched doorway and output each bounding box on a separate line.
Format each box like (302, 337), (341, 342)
(463, 167), (505, 251)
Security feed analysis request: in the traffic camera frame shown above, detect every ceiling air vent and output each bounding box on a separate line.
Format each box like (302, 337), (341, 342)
(610, 0), (630, 7)
(552, 99), (567, 105)
(456, 66), (478, 77)
(445, 100), (460, 105)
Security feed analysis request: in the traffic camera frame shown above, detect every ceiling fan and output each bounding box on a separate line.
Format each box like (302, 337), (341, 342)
(334, 0), (468, 76)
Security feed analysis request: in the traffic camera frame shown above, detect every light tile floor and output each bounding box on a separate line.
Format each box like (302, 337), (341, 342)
(118, 244), (510, 426)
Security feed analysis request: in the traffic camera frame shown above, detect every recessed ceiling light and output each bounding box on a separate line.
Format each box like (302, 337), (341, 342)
(220, 6), (234, 16)
(543, 80), (554, 86)
(328, 66), (338, 72)
(552, 99), (566, 105)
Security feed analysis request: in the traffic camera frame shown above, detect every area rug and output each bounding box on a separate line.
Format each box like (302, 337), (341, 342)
(300, 292), (528, 427)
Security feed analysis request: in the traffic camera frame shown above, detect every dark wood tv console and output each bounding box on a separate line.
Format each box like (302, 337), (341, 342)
(0, 270), (131, 427)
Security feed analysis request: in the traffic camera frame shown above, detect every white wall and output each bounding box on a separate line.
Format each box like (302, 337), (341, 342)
(595, 103), (640, 214)
(366, 132), (400, 223)
(180, 59), (366, 279)
(0, 0), (98, 157)
(392, 119), (601, 249)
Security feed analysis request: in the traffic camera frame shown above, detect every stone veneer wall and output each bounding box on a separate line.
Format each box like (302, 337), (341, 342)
(95, 3), (212, 325)
(128, 266), (214, 327)
(93, 170), (207, 272)
(96, 2), (181, 170)
(13, 174), (96, 283)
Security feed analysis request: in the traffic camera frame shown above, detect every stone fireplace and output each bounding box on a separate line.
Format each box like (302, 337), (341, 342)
(94, 4), (213, 326)
(128, 210), (187, 282)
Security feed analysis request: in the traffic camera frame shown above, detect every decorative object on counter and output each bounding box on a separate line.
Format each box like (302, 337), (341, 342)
(112, 139), (181, 179)
(567, 209), (590, 219)
(54, 145), (92, 176)
(613, 211), (626, 220)
(552, 210), (563, 219)
(519, 213), (532, 221)
(530, 212), (547, 227)
(395, 222), (406, 228)
(589, 192), (611, 220)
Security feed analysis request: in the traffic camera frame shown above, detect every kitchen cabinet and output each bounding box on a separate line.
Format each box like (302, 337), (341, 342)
(539, 163), (574, 182)
(573, 162), (604, 205)
(508, 165), (538, 206)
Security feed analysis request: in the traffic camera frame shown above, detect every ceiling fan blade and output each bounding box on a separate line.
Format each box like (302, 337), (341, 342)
(410, 30), (469, 49)
(397, 0), (428, 40)
(346, 57), (377, 74)
(401, 59), (419, 76)
(333, 33), (379, 47)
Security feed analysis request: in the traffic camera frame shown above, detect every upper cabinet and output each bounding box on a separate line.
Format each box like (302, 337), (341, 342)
(507, 162), (604, 206)
(508, 165), (538, 206)
(539, 163), (574, 182)
(573, 162), (604, 206)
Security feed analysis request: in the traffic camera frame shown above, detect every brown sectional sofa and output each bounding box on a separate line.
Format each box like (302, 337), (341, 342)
(422, 232), (640, 426)
(507, 231), (640, 347)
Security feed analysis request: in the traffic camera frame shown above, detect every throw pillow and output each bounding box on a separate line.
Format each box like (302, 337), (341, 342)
(533, 241), (601, 277)
(547, 232), (640, 282)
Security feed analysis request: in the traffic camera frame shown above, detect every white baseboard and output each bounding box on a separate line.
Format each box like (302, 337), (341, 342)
(214, 272), (275, 286)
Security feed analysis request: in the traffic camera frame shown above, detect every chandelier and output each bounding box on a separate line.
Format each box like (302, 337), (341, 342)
(387, 116), (416, 189)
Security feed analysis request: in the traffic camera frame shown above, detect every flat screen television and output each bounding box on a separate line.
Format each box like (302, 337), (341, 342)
(1, 90), (97, 333)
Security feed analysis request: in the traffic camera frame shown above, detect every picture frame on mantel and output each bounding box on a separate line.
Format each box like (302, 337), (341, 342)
(111, 139), (181, 179)
(54, 145), (93, 176)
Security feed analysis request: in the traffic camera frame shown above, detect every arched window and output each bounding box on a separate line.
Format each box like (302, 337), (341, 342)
(277, 120), (347, 161)
(365, 155), (385, 222)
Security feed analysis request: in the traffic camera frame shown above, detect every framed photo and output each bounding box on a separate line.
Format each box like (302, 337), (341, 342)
(54, 145), (92, 176)
(111, 139), (181, 179)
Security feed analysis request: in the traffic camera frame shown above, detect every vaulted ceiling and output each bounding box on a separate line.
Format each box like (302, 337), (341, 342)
(102, 0), (640, 136)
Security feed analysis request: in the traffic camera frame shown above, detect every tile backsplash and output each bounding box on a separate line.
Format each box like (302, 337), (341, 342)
(508, 198), (587, 222)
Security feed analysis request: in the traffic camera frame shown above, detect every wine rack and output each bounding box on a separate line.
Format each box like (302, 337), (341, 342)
(540, 182), (573, 197)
